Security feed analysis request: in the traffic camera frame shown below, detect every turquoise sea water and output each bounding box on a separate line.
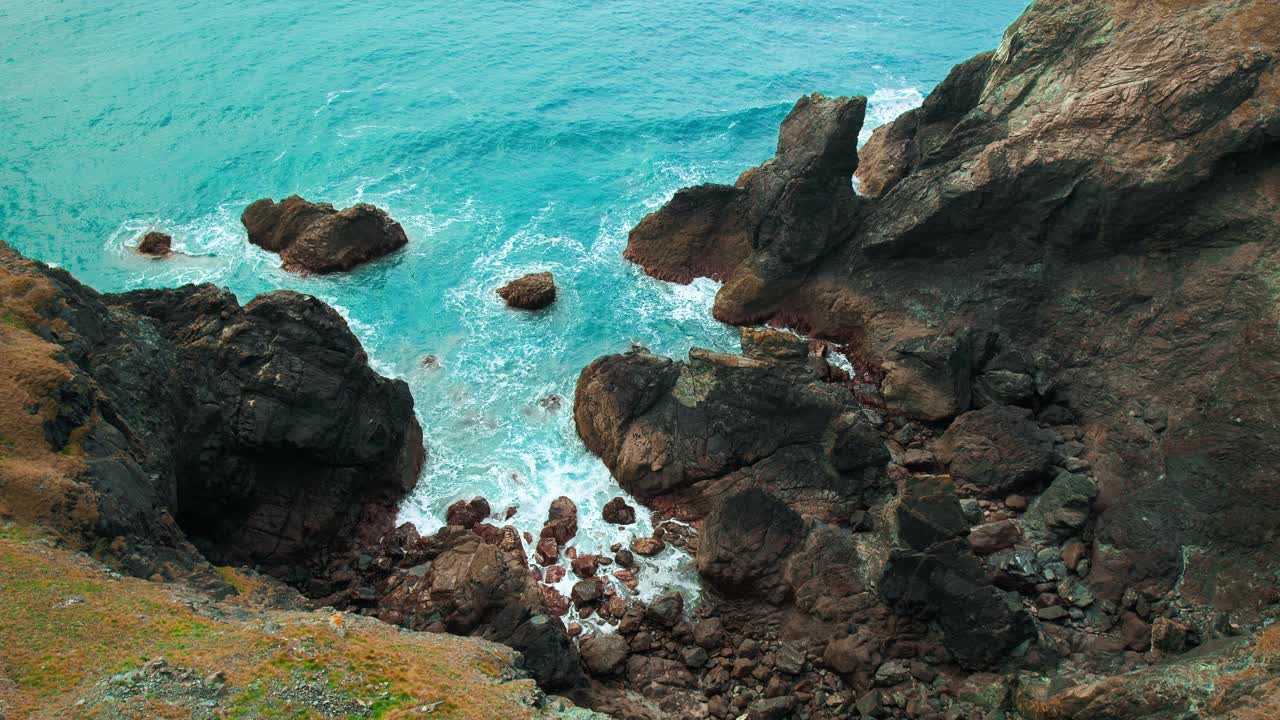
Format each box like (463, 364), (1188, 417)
(1, 1), (1028, 597)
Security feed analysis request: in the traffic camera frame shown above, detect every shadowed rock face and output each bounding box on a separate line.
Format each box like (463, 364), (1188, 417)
(621, 0), (1280, 617)
(0, 241), (424, 589)
(242, 195), (408, 274)
(574, 340), (890, 523)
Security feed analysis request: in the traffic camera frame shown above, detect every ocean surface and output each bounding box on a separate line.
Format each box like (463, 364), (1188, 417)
(0, 0), (1028, 601)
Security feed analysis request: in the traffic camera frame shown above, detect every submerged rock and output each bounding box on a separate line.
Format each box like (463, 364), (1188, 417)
(241, 195), (408, 274)
(497, 271), (557, 310)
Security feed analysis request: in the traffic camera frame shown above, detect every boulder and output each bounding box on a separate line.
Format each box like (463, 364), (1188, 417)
(446, 497), (490, 529)
(579, 633), (629, 675)
(969, 520), (1023, 556)
(496, 271), (557, 310)
(136, 231), (172, 257)
(602, 496), (637, 525)
(574, 347), (890, 520)
(880, 479), (1034, 668)
(241, 195), (408, 274)
(937, 405), (1055, 497)
(645, 591), (685, 627)
(1022, 471), (1097, 543)
(697, 489), (804, 593)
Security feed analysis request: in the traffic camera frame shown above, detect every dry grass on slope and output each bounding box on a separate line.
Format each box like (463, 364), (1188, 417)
(0, 528), (577, 720)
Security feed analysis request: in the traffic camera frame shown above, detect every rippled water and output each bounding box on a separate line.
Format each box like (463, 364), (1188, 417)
(0, 0), (1028, 599)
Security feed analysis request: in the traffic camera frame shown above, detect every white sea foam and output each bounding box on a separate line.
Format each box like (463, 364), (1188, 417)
(860, 86), (925, 146)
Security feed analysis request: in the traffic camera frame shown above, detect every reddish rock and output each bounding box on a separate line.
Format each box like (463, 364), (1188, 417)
(496, 272), (556, 310)
(1061, 541), (1089, 571)
(536, 536), (558, 565)
(602, 496), (637, 525)
(968, 519), (1022, 556)
(571, 554), (600, 578)
(446, 497), (490, 529)
(540, 496), (579, 545)
(630, 536), (665, 557)
(542, 585), (570, 616)
(613, 568), (640, 593)
(544, 565), (567, 584)
(1005, 494), (1028, 511)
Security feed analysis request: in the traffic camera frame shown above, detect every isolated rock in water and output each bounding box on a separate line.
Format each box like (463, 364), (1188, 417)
(241, 195), (408, 274)
(136, 231), (173, 257)
(574, 346), (890, 521)
(540, 495), (578, 545)
(937, 405), (1055, 497)
(602, 496), (637, 525)
(496, 271), (556, 309)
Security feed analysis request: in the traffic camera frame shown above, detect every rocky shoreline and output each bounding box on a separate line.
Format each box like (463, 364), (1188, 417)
(3, 0), (1280, 717)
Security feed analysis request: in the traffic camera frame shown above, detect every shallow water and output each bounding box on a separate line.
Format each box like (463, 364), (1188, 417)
(0, 0), (1029, 602)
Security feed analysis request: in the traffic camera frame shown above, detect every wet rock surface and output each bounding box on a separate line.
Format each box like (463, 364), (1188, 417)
(241, 195), (408, 274)
(136, 231), (173, 257)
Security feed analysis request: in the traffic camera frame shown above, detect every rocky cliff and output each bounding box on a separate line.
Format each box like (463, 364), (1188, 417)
(602, 0), (1280, 716)
(0, 240), (424, 591)
(626, 0), (1280, 625)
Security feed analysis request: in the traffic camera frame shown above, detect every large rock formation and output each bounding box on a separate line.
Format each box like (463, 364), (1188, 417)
(574, 332), (890, 522)
(241, 195), (409, 274)
(0, 240), (424, 590)
(623, 0), (1280, 621)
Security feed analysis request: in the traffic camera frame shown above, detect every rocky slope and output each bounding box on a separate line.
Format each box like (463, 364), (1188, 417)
(603, 0), (1280, 716)
(626, 0), (1280, 633)
(0, 525), (602, 720)
(0, 240), (593, 712)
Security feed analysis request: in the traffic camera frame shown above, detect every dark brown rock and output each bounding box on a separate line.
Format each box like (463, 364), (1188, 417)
(570, 554), (599, 579)
(446, 497), (490, 529)
(937, 405), (1055, 497)
(602, 496), (637, 525)
(697, 488), (803, 593)
(241, 195), (408, 274)
(968, 520), (1023, 556)
(496, 272), (556, 310)
(136, 231), (173, 257)
(580, 633), (629, 675)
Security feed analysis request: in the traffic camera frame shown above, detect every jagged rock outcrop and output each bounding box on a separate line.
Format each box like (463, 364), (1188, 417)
(623, 0), (1280, 620)
(241, 195), (408, 274)
(0, 241), (424, 590)
(573, 329), (890, 522)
